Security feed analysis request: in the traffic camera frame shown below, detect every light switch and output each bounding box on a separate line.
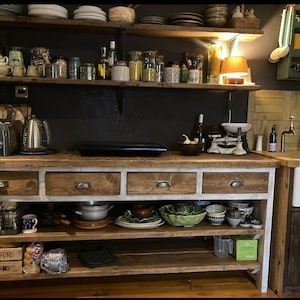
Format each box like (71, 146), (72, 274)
(15, 85), (28, 98)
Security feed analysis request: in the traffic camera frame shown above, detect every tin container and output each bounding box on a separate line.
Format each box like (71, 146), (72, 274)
(30, 47), (50, 77)
(68, 56), (81, 79)
(80, 63), (96, 80)
(45, 63), (59, 78)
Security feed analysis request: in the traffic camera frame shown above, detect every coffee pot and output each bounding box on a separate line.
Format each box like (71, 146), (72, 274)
(21, 114), (52, 154)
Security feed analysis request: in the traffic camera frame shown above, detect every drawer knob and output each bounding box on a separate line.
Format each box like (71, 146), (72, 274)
(74, 181), (92, 189)
(155, 180), (171, 188)
(0, 180), (8, 188)
(229, 180), (244, 187)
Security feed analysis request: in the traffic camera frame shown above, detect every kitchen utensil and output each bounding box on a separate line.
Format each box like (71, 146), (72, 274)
(214, 235), (233, 257)
(21, 114), (52, 154)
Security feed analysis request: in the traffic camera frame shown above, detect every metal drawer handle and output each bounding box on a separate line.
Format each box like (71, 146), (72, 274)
(155, 180), (171, 188)
(74, 181), (92, 189)
(229, 180), (244, 188)
(0, 180), (8, 188)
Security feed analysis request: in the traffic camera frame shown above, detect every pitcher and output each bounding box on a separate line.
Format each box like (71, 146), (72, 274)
(214, 235), (233, 257)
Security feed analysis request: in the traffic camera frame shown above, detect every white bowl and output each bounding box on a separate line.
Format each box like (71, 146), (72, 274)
(206, 204), (226, 215)
(228, 201), (249, 209)
(221, 123), (252, 135)
(226, 215), (242, 227)
(206, 214), (225, 225)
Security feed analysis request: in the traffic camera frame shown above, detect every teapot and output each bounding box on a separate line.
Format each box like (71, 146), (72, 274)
(21, 114), (52, 154)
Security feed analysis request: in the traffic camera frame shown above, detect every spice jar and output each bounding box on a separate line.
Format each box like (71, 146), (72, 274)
(142, 50), (157, 82)
(128, 50), (142, 81)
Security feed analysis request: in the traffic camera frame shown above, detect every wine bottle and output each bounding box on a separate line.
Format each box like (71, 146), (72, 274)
(268, 124), (277, 152)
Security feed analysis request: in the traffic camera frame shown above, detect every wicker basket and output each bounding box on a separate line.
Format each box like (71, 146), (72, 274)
(227, 17), (260, 29)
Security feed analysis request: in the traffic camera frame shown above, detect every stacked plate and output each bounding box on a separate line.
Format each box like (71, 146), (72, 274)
(0, 4), (26, 16)
(204, 4), (228, 27)
(73, 5), (107, 21)
(167, 12), (204, 27)
(138, 15), (166, 25)
(115, 210), (164, 229)
(28, 4), (68, 19)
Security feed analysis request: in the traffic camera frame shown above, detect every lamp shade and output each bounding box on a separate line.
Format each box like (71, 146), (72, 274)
(220, 56), (249, 76)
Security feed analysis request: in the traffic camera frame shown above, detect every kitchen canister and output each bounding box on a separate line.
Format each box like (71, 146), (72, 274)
(128, 50), (142, 81)
(68, 56), (81, 79)
(80, 63), (96, 80)
(30, 47), (50, 77)
(142, 50), (157, 82)
(111, 61), (129, 81)
(54, 56), (67, 79)
(163, 64), (180, 83)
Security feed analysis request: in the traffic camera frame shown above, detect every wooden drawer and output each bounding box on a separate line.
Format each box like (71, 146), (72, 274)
(127, 172), (196, 195)
(45, 172), (120, 195)
(0, 172), (38, 195)
(202, 172), (269, 194)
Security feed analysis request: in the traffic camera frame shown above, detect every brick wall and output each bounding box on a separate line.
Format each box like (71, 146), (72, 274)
(247, 90), (300, 151)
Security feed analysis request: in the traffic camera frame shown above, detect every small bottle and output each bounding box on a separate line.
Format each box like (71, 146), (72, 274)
(97, 46), (109, 80)
(107, 40), (118, 77)
(194, 113), (204, 144)
(268, 125), (277, 152)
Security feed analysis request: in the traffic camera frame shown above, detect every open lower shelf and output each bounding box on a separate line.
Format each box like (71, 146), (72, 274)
(1, 221), (264, 242)
(2, 238), (261, 282)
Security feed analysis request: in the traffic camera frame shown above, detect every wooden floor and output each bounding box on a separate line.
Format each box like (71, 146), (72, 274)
(0, 271), (284, 298)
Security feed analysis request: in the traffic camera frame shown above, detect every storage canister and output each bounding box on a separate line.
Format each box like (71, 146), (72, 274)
(142, 50), (157, 82)
(68, 56), (81, 79)
(30, 47), (50, 77)
(54, 56), (67, 79)
(128, 50), (142, 81)
(155, 54), (164, 82)
(80, 63), (96, 80)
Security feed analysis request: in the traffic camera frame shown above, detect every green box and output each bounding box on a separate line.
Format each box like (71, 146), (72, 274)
(232, 236), (258, 261)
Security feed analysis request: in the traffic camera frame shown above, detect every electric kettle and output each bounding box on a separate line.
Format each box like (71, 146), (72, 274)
(21, 114), (52, 154)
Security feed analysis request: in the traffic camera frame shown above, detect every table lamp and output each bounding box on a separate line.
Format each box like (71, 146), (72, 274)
(220, 56), (249, 84)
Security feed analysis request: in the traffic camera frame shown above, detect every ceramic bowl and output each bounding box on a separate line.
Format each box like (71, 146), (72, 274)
(178, 142), (201, 156)
(226, 215), (242, 227)
(108, 6), (135, 24)
(159, 204), (207, 227)
(205, 204), (226, 216)
(206, 213), (225, 225)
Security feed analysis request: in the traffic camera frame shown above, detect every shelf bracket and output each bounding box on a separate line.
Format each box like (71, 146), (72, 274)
(117, 85), (125, 114)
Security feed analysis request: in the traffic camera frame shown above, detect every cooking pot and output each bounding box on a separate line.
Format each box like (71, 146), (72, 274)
(75, 204), (113, 221)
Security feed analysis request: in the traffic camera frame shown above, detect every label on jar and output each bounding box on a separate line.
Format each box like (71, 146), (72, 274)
(187, 69), (199, 84)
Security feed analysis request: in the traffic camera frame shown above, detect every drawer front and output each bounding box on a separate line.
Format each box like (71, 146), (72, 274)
(0, 172), (38, 195)
(202, 172), (269, 194)
(45, 172), (120, 195)
(127, 172), (196, 195)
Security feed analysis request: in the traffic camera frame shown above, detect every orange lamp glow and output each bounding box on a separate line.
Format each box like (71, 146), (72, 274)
(220, 56), (249, 84)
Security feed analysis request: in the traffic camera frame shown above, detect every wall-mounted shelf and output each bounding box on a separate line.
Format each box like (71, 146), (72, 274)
(0, 15), (263, 42)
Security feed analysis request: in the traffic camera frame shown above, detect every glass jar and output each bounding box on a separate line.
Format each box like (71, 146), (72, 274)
(8, 46), (24, 68)
(155, 55), (164, 83)
(30, 47), (50, 77)
(128, 50), (142, 81)
(54, 56), (67, 79)
(142, 50), (157, 82)
(80, 63), (96, 80)
(68, 56), (81, 79)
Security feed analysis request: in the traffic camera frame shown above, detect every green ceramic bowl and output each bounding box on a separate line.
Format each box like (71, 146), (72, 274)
(159, 204), (207, 227)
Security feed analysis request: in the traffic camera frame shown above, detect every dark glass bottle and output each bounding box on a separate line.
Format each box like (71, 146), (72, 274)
(97, 46), (109, 80)
(107, 40), (118, 77)
(268, 125), (277, 152)
(194, 113), (204, 144)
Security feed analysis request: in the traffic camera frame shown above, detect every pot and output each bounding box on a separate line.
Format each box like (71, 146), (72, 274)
(75, 204), (113, 221)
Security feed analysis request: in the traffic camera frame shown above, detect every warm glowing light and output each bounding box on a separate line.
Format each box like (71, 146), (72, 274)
(220, 56), (249, 84)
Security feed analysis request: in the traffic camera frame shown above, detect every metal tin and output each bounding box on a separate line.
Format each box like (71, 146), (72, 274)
(45, 63), (59, 78)
(68, 56), (81, 79)
(80, 63), (96, 80)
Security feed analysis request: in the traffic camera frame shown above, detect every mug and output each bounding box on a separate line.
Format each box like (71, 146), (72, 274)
(0, 55), (8, 65)
(22, 214), (38, 233)
(12, 64), (26, 77)
(213, 235), (233, 258)
(27, 65), (39, 77)
(0, 65), (13, 76)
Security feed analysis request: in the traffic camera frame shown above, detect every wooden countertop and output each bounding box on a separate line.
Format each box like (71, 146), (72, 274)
(0, 151), (279, 169)
(252, 150), (300, 168)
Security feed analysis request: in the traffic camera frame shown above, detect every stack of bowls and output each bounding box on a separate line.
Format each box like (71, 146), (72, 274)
(226, 207), (243, 227)
(228, 201), (254, 222)
(204, 4), (228, 27)
(205, 204), (226, 225)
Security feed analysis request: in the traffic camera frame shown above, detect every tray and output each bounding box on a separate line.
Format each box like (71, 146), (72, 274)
(78, 142), (167, 157)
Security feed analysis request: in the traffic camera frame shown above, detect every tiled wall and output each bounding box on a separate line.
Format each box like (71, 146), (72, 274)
(247, 90), (300, 151)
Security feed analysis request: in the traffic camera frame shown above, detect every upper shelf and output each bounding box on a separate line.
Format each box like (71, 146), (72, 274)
(0, 15), (264, 42)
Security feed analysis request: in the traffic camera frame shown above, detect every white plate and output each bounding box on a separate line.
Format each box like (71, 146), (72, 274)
(115, 217), (164, 229)
(74, 5), (105, 15)
(28, 4), (68, 15)
(74, 12), (107, 21)
(28, 8), (68, 19)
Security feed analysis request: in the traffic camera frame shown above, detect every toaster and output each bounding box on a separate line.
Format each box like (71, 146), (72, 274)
(0, 121), (21, 156)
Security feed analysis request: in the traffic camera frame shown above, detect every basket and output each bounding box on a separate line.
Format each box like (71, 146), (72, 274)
(227, 17), (260, 29)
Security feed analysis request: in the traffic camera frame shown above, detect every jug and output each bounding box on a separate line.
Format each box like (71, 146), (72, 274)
(214, 235), (233, 257)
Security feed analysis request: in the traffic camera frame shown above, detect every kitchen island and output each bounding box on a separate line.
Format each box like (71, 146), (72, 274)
(0, 151), (279, 294)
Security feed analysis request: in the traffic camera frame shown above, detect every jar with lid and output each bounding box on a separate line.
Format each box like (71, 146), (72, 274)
(8, 46), (24, 68)
(30, 47), (50, 77)
(155, 55), (164, 83)
(68, 56), (81, 79)
(142, 50), (157, 82)
(111, 60), (129, 81)
(128, 50), (142, 81)
(80, 63), (96, 80)
(54, 56), (67, 79)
